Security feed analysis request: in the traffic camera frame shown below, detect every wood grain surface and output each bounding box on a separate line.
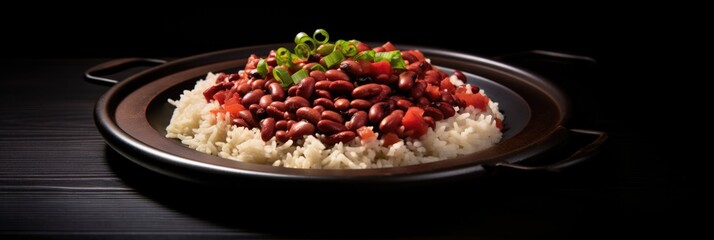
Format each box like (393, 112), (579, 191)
(0, 59), (691, 239)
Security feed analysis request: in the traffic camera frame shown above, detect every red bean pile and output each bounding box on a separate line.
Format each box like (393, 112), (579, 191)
(202, 43), (479, 145)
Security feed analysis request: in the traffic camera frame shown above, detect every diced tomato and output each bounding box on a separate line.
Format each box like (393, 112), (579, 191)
(402, 107), (428, 138)
(212, 91), (226, 105)
(356, 42), (371, 53)
(224, 94), (240, 105)
(370, 61), (392, 76)
(495, 118), (503, 130)
(455, 93), (489, 111)
(382, 132), (400, 147)
(382, 42), (396, 51)
(245, 54), (260, 70)
(356, 126), (376, 143)
(215, 73), (227, 83)
(223, 103), (244, 117)
(440, 77), (455, 93)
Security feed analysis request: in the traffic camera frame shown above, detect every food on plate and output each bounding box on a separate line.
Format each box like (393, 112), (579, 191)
(166, 29), (504, 169)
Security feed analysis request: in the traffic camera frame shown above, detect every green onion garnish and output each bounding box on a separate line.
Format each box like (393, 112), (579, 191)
(290, 69), (309, 85)
(276, 47), (293, 67)
(313, 29), (329, 44)
(256, 58), (268, 78)
(335, 40), (357, 57)
(273, 67), (292, 87)
(294, 43), (311, 59)
(324, 50), (345, 68)
(353, 50), (375, 61)
(375, 50), (406, 69)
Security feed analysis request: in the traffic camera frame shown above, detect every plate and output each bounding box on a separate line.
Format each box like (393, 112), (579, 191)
(92, 44), (575, 186)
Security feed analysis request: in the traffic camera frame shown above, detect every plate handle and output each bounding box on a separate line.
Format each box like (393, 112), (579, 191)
(84, 58), (166, 86)
(493, 128), (608, 172)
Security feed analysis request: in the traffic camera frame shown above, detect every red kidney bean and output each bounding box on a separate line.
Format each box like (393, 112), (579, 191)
(424, 70), (441, 85)
(296, 107), (320, 124)
(379, 111), (404, 134)
(232, 117), (248, 128)
(317, 119), (347, 135)
(399, 71), (416, 91)
(346, 108), (359, 118)
(440, 91), (455, 104)
(266, 105), (285, 119)
(268, 82), (285, 101)
(248, 104), (264, 117)
(269, 101), (286, 111)
(259, 95), (273, 109)
(426, 87), (441, 102)
(310, 71), (326, 82)
(339, 60), (362, 76)
(350, 99), (371, 110)
(287, 120), (297, 129)
(401, 52), (418, 64)
(315, 80), (331, 90)
(313, 98), (334, 110)
(260, 118), (275, 141)
(373, 74), (391, 85)
(237, 82), (252, 95)
(315, 89), (332, 99)
(251, 79), (265, 90)
(241, 89), (264, 107)
(324, 131), (357, 144)
(417, 97), (430, 107)
(423, 106), (444, 121)
(471, 85), (480, 93)
(369, 85), (390, 103)
(275, 120), (288, 131)
(352, 83), (382, 99)
(436, 102), (456, 118)
(238, 110), (258, 127)
(296, 77), (315, 99)
(329, 80), (354, 95)
(302, 63), (318, 71)
(285, 96), (310, 112)
(345, 111), (367, 131)
(453, 70), (467, 82)
(334, 98), (350, 111)
(313, 105), (325, 113)
(396, 99), (413, 110)
(410, 81), (426, 99)
(423, 116), (436, 129)
(321, 110), (344, 123)
(264, 79), (277, 89)
(283, 111), (295, 121)
(406, 62), (423, 74)
(288, 85), (298, 96)
(288, 121), (315, 140)
(275, 130), (289, 142)
(325, 69), (350, 81)
(369, 102), (391, 124)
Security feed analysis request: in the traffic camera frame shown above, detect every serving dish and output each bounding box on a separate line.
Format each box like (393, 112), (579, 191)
(87, 44), (606, 186)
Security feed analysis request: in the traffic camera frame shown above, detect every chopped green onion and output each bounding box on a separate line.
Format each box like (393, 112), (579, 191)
(316, 43), (334, 56)
(310, 64), (327, 72)
(256, 58), (268, 78)
(290, 69), (309, 85)
(353, 50), (375, 61)
(313, 29), (329, 44)
(375, 50), (406, 69)
(335, 39), (357, 57)
(273, 67), (292, 87)
(324, 50), (345, 68)
(294, 43), (311, 59)
(276, 47), (293, 67)
(294, 32), (317, 51)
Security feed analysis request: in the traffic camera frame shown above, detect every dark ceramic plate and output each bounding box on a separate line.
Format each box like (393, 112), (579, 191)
(88, 44), (606, 186)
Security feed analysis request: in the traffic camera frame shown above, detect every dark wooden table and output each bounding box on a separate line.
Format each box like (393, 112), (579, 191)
(0, 58), (692, 239)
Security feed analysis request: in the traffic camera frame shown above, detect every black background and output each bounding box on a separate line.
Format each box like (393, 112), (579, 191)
(0, 6), (699, 239)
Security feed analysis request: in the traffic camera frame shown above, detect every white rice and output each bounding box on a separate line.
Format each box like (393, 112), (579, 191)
(166, 73), (503, 169)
